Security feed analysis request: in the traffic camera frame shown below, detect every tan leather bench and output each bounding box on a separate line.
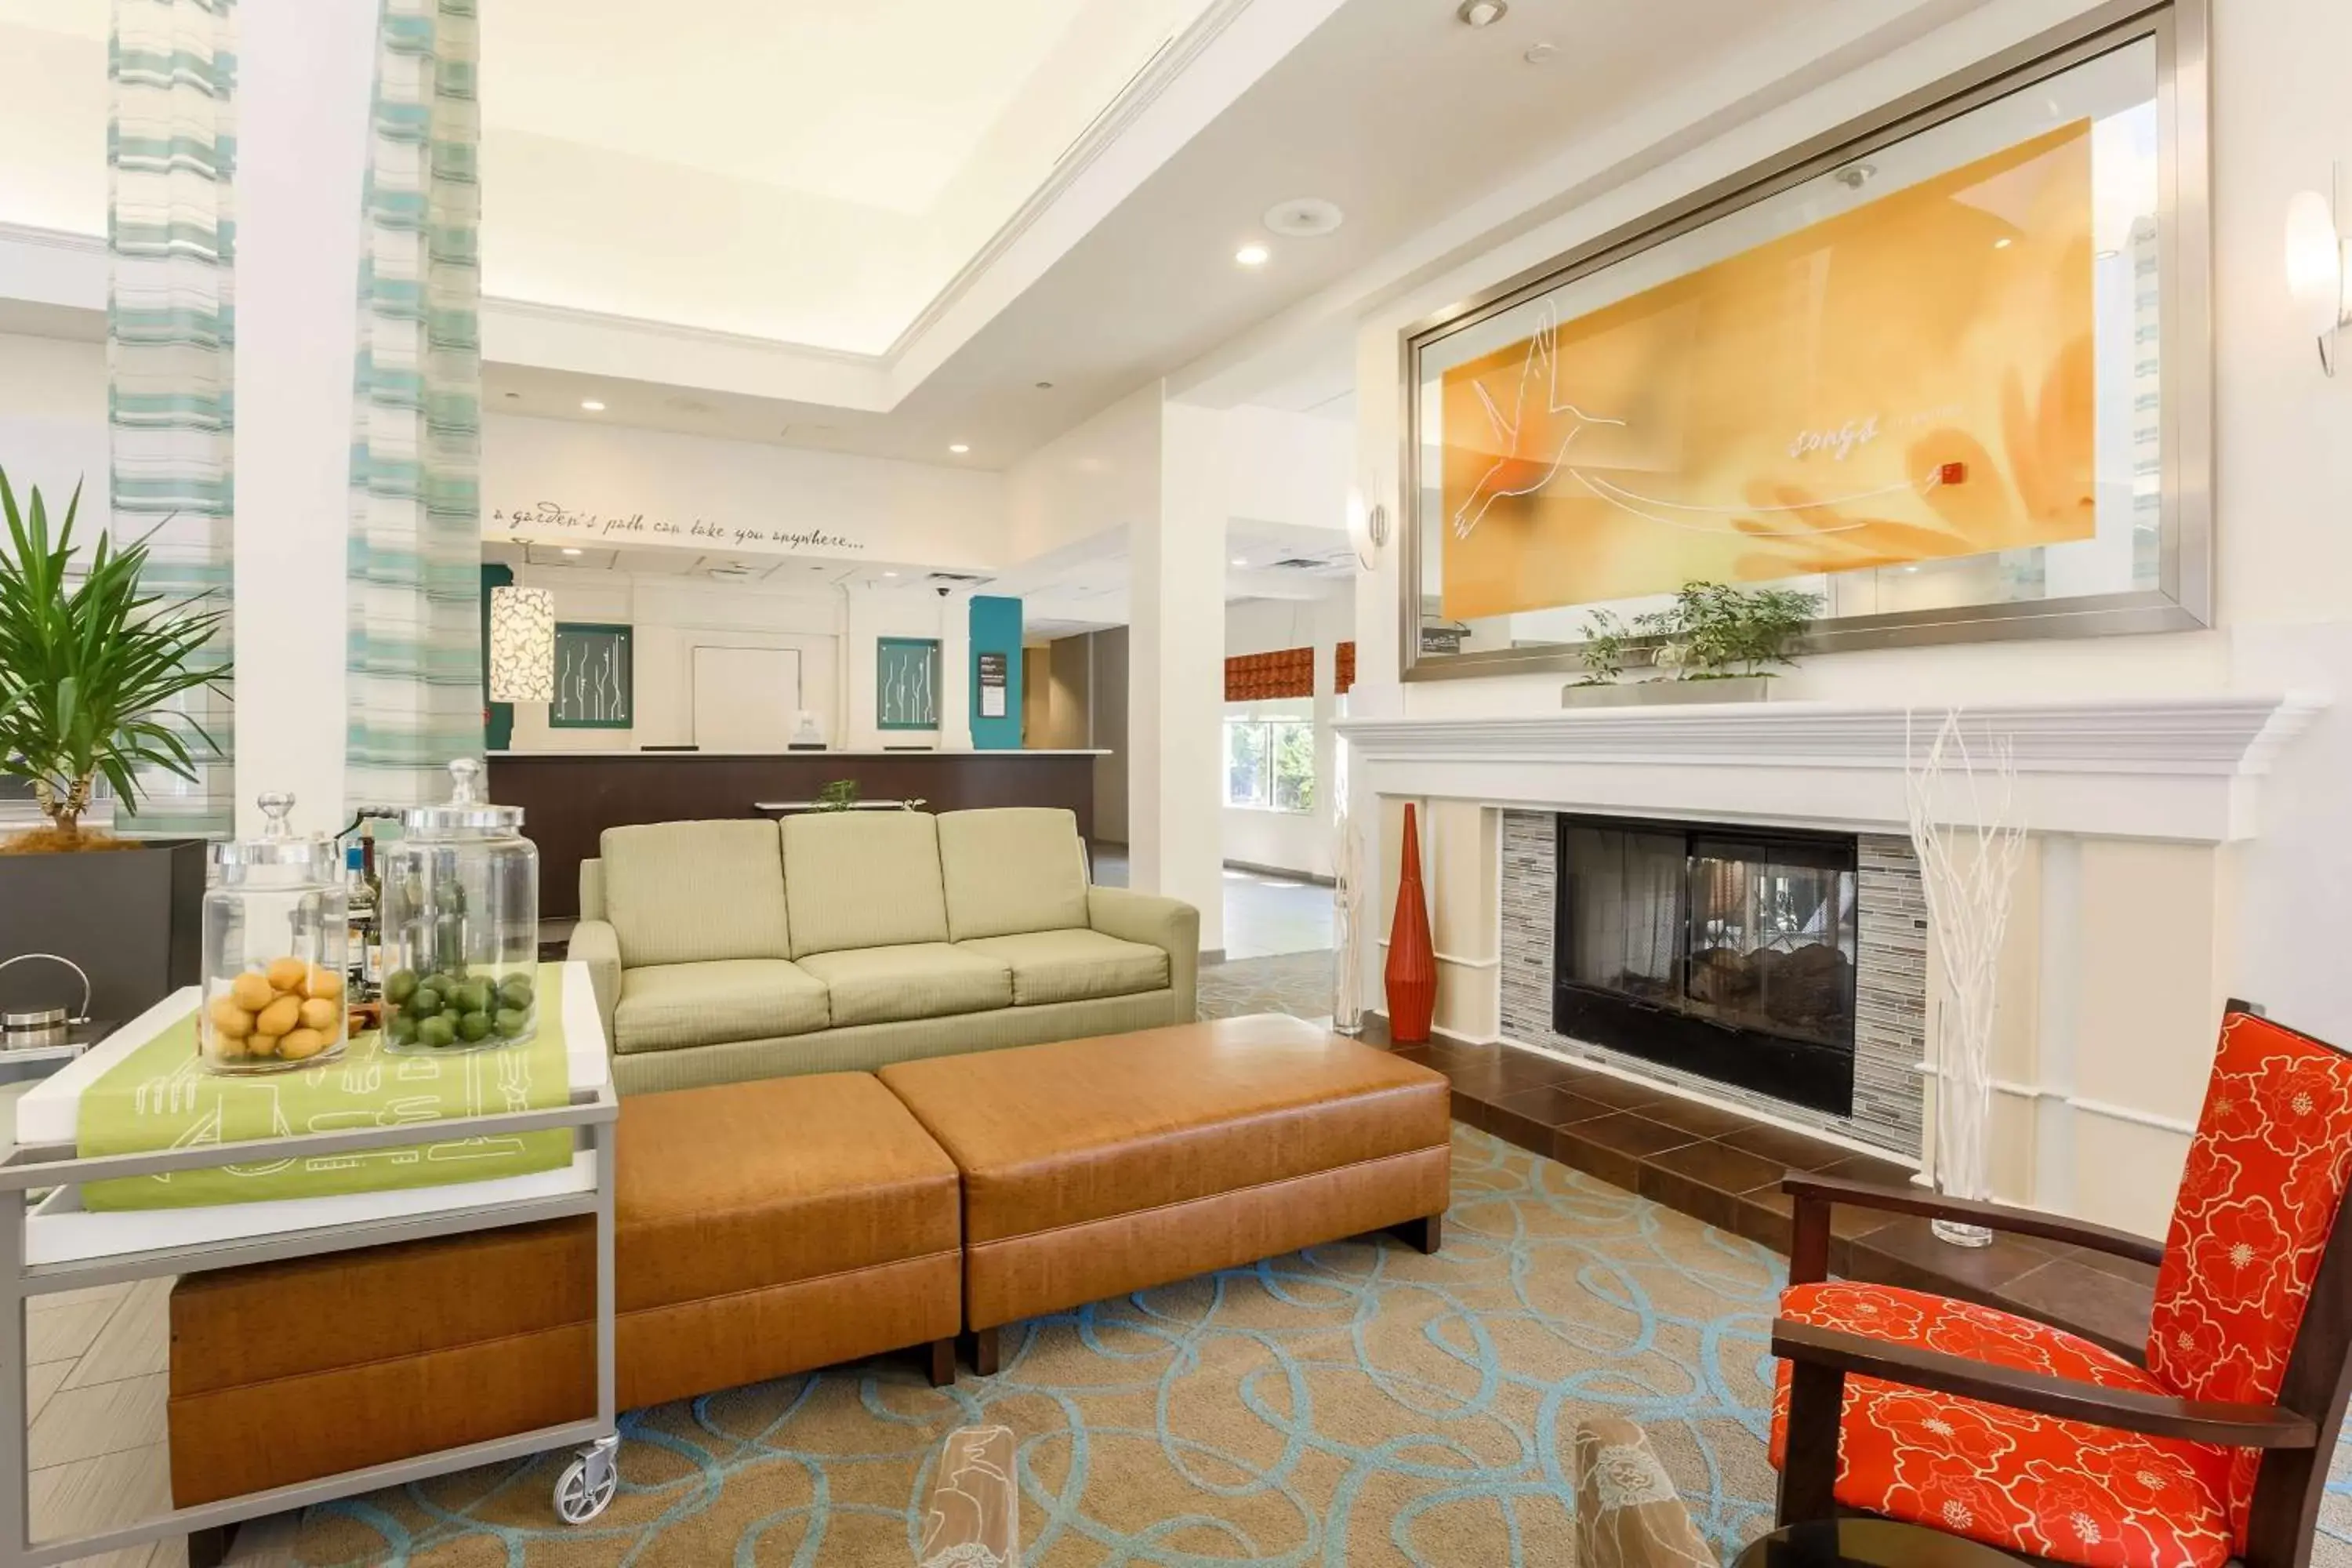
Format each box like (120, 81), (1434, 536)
(167, 1072), (961, 1506)
(878, 1015), (1452, 1374)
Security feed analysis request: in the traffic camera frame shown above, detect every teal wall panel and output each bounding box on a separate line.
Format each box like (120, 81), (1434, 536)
(970, 596), (1023, 750)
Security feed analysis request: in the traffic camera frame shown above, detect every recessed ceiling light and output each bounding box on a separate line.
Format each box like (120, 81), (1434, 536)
(561, 547), (583, 557)
(949, 443), (971, 454)
(1993, 237), (2013, 249)
(1234, 243), (1271, 267)
(1034, 380), (1054, 390)
(1457, 0), (1507, 27)
(884, 569), (900, 577)
(1523, 42), (1557, 64)
(2096, 247), (2121, 260)
(502, 390), (520, 401)
(580, 399), (605, 412)
(1230, 557), (1248, 567)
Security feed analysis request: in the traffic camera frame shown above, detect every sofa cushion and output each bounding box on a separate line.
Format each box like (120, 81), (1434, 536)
(937, 808), (1090, 941)
(613, 959), (829, 1054)
(781, 811), (949, 956)
(795, 943), (1010, 1027)
(601, 821), (790, 967)
(957, 928), (1168, 1006)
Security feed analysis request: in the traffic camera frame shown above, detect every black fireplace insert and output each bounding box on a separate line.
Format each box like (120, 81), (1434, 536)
(1552, 814), (1858, 1117)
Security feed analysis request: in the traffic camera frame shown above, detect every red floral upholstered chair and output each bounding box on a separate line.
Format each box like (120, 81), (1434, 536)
(1769, 1004), (2352, 1568)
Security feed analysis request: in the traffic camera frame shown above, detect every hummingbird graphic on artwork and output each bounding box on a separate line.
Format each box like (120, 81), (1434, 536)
(1450, 303), (1627, 542)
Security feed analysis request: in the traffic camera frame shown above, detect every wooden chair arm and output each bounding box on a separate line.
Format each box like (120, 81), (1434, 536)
(1770, 1319), (2317, 1449)
(1781, 1171), (2167, 1268)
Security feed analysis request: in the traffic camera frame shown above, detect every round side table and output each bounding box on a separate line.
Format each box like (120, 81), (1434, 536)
(1734, 1519), (2027, 1567)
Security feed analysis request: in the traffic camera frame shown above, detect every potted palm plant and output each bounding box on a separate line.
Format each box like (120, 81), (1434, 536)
(0, 466), (223, 1025)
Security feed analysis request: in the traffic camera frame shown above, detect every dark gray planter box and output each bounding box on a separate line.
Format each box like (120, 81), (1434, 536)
(0, 837), (205, 1025)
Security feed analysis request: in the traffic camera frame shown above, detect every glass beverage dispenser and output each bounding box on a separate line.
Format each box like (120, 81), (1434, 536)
(379, 760), (541, 1051)
(199, 793), (349, 1073)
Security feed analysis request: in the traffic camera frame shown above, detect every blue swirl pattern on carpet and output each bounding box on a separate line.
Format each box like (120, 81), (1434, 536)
(289, 1127), (1790, 1566)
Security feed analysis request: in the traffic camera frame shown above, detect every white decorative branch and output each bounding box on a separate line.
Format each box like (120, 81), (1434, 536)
(1331, 735), (1366, 1034)
(1904, 708), (2027, 1247)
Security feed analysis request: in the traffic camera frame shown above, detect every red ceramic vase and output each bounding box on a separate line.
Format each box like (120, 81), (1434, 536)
(1385, 803), (1437, 1043)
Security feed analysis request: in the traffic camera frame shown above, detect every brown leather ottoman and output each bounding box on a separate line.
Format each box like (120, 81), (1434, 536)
(878, 1014), (1451, 1374)
(168, 1072), (961, 1506)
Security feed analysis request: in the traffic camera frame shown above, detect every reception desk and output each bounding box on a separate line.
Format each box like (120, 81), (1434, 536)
(489, 750), (1107, 919)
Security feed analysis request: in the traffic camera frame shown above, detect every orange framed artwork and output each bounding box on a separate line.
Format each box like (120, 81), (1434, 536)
(1401, 5), (2212, 673)
(1439, 124), (2095, 620)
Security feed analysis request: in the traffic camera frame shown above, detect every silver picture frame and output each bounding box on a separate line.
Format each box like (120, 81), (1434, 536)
(1398, 0), (2211, 683)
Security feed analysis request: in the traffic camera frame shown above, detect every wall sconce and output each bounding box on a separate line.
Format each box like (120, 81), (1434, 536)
(487, 585), (556, 702)
(1348, 483), (1392, 570)
(2285, 170), (2350, 376)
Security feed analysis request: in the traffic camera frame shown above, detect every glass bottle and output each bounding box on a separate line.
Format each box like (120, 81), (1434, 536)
(343, 842), (380, 1002)
(378, 760), (541, 1053)
(199, 793), (349, 1073)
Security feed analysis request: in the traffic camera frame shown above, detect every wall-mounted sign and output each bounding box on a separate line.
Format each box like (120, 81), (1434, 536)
(490, 499), (868, 559)
(976, 651), (1009, 719)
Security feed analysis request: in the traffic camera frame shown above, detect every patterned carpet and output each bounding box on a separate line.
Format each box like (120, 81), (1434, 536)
(288, 1126), (1785, 1566)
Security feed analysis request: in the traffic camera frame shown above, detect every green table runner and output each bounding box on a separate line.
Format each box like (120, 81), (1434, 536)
(78, 964), (575, 1212)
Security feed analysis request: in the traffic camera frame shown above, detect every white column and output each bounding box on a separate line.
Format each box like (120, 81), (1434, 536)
(1130, 394), (1226, 955)
(230, 0), (375, 836)
(939, 590), (974, 751)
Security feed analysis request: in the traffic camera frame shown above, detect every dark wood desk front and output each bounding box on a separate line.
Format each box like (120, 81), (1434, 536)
(488, 750), (1105, 919)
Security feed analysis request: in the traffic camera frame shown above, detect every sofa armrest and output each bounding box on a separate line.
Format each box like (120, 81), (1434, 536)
(1088, 887), (1199, 1022)
(567, 920), (622, 1051)
(579, 857), (605, 922)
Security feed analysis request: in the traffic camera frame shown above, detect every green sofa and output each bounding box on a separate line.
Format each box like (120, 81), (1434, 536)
(568, 807), (1198, 1094)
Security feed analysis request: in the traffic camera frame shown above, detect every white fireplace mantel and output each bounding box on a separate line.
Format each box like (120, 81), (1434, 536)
(1335, 693), (2326, 842)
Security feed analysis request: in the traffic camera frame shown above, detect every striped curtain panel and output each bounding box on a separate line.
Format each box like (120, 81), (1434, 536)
(107, 0), (238, 835)
(346, 0), (484, 809)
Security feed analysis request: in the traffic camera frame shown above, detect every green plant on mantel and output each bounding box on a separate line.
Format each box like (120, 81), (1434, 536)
(1570, 608), (1633, 686)
(0, 466), (227, 852)
(814, 779), (862, 811)
(1638, 581), (1822, 681)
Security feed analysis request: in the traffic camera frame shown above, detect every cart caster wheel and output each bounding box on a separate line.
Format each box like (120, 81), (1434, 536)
(554, 1435), (619, 1524)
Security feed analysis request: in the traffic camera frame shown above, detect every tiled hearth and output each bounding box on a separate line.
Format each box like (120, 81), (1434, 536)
(1367, 1026), (2158, 1359)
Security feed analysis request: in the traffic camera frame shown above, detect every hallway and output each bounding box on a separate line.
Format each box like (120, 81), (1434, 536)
(1087, 845), (1334, 961)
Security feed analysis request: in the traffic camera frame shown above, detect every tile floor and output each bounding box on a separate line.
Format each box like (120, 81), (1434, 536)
(1087, 842), (1335, 960)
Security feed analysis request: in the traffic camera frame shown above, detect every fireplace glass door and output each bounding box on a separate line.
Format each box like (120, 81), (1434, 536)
(1556, 816), (1859, 1114)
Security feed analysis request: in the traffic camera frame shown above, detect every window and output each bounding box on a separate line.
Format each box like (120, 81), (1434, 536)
(1225, 717), (1315, 813)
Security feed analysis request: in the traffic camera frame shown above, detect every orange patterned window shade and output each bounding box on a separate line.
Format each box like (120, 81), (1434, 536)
(1225, 647), (1312, 702)
(1336, 641), (1356, 695)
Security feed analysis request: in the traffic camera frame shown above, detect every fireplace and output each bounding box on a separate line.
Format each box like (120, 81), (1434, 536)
(1552, 815), (1859, 1116)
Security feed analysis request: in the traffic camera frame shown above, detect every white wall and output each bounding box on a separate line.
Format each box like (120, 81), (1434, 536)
(1003, 380), (1163, 562)
(1221, 403), (1351, 532)
(485, 412), (1007, 569)
(505, 564), (842, 753)
(0, 331), (107, 512)
(1221, 593), (1354, 879)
